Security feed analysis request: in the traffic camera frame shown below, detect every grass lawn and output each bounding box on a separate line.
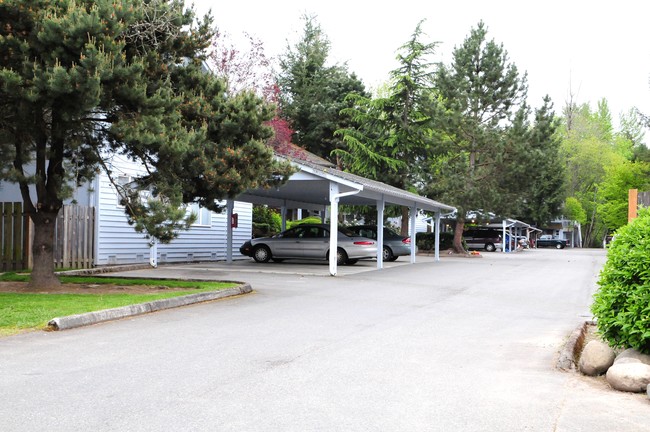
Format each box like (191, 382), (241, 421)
(0, 274), (237, 336)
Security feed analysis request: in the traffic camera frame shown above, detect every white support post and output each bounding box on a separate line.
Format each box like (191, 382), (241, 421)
(376, 196), (385, 269)
(226, 200), (234, 263)
(508, 226), (513, 252)
(329, 182), (339, 276)
(502, 220), (507, 253)
(281, 204), (287, 231)
(434, 211), (441, 261)
(297, 208), (303, 220)
(410, 204), (417, 264)
(149, 238), (158, 268)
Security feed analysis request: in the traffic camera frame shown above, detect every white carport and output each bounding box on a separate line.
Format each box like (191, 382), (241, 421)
(227, 155), (455, 276)
(498, 218), (541, 252)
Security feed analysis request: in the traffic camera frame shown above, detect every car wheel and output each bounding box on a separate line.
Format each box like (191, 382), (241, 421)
(485, 243), (496, 252)
(556, 243), (564, 249)
(346, 259), (358, 265)
(336, 248), (348, 266)
(253, 245), (271, 263)
(387, 256), (399, 262)
(382, 246), (394, 261)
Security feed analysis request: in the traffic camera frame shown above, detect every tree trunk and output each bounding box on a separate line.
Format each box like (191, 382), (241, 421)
(453, 217), (467, 254)
(29, 212), (60, 289)
(400, 206), (409, 236)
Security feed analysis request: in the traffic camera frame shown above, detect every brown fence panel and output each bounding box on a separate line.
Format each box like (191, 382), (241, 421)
(54, 205), (95, 269)
(1, 203), (94, 270)
(0, 202), (27, 271)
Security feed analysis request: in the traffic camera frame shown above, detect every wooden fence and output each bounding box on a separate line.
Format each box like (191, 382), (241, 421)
(0, 203), (95, 271)
(1, 202), (29, 271)
(53, 205), (95, 269)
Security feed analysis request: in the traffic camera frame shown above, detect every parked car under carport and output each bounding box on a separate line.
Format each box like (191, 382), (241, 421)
(240, 224), (376, 265)
(346, 225), (414, 261)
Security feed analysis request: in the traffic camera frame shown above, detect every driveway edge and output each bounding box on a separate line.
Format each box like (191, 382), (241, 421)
(47, 283), (252, 331)
(557, 320), (595, 371)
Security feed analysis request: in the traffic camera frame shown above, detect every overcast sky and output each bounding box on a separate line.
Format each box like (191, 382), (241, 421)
(193, 0), (650, 133)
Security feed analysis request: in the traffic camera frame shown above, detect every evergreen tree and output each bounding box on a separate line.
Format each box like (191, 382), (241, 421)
(0, 0), (291, 287)
(428, 21), (527, 252)
(514, 96), (566, 226)
(276, 15), (368, 161)
(335, 21), (440, 233)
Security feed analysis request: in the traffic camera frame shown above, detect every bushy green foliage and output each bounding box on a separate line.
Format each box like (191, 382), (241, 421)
(252, 206), (281, 235)
(591, 208), (650, 353)
(416, 232), (454, 250)
(288, 216), (323, 228)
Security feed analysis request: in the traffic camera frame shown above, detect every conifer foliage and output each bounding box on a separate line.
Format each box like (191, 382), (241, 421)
(0, 0), (291, 287)
(429, 21), (528, 252)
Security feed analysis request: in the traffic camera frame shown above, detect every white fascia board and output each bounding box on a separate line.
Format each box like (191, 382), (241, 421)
(236, 193), (326, 211)
(359, 187), (456, 213)
(291, 162), (363, 191)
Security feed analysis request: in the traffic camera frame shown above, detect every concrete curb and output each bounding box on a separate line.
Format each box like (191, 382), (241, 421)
(557, 320), (595, 371)
(47, 283), (252, 331)
(56, 264), (154, 276)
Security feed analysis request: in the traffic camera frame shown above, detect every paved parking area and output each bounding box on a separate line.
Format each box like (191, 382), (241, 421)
(110, 254), (425, 279)
(1, 248), (649, 431)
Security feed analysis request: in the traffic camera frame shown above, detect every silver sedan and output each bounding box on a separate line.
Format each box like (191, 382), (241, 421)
(239, 224), (376, 265)
(347, 225), (415, 261)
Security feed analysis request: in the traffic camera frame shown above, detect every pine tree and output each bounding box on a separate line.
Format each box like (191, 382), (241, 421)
(335, 20), (440, 233)
(428, 21), (527, 252)
(514, 96), (566, 226)
(276, 14), (367, 161)
(0, 0), (291, 287)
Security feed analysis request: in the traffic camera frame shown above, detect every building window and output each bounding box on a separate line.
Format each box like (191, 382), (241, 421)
(188, 203), (212, 227)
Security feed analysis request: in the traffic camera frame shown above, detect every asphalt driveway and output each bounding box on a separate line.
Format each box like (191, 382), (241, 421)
(1, 249), (648, 431)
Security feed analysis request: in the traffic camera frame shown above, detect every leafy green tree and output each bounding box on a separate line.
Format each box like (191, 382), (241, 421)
(597, 160), (650, 231)
(428, 21), (528, 252)
(276, 14), (368, 161)
(0, 0), (291, 288)
(564, 197), (587, 225)
(619, 108), (650, 162)
(559, 100), (632, 246)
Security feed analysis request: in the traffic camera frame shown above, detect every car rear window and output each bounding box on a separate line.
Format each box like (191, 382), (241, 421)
(338, 226), (356, 237)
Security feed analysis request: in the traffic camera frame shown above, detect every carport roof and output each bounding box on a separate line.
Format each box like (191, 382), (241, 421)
(236, 154), (456, 213)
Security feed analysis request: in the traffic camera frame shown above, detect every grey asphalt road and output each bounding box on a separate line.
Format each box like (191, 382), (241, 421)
(1, 249), (649, 431)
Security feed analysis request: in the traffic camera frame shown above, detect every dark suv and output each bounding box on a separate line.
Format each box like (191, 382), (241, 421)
(463, 228), (502, 252)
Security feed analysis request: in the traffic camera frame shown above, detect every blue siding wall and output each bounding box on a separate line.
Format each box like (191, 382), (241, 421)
(95, 156), (252, 266)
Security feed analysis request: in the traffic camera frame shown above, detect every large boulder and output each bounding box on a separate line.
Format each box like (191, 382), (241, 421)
(579, 340), (616, 376)
(606, 362), (650, 392)
(615, 348), (650, 366)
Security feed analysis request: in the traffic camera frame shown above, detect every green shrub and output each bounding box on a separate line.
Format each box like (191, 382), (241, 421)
(252, 206), (281, 235)
(416, 231), (454, 251)
(287, 216), (323, 228)
(591, 208), (650, 353)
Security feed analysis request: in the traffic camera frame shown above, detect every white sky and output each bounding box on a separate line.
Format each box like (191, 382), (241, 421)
(192, 0), (650, 132)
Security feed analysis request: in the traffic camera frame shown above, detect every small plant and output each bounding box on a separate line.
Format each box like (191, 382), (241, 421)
(591, 208), (650, 353)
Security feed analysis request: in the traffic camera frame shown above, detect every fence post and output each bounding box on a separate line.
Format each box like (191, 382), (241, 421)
(24, 210), (32, 270)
